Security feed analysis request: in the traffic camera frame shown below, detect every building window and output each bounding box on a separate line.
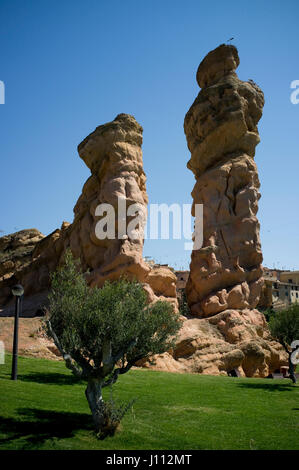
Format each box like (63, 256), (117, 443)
(288, 279), (293, 283)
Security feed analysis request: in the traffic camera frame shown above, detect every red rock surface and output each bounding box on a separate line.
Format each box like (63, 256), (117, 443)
(171, 44), (287, 376)
(185, 44), (264, 316)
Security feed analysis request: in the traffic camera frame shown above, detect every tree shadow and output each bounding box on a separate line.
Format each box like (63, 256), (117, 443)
(18, 372), (85, 386)
(0, 407), (93, 449)
(237, 382), (296, 392)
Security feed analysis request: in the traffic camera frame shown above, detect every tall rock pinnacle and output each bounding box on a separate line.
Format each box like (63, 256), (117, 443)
(138, 45), (286, 378)
(0, 114), (177, 311)
(184, 44), (265, 317)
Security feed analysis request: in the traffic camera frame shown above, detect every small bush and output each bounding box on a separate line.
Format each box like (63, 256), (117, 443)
(98, 390), (136, 440)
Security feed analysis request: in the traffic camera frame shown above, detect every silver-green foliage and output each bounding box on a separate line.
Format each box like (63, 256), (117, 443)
(45, 250), (182, 437)
(46, 250), (181, 379)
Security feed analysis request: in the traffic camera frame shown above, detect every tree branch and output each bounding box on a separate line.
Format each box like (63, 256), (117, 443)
(113, 338), (138, 364)
(102, 368), (121, 387)
(102, 339), (114, 376)
(280, 338), (291, 355)
(72, 350), (93, 377)
(46, 320), (83, 378)
(102, 352), (146, 388)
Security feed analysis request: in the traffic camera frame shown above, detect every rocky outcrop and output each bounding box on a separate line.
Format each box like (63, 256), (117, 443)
(185, 44), (264, 316)
(257, 278), (273, 310)
(0, 229), (44, 282)
(171, 44), (285, 376)
(140, 313), (283, 376)
(0, 316), (62, 359)
(0, 224), (69, 306)
(0, 57), (286, 377)
(0, 114), (177, 310)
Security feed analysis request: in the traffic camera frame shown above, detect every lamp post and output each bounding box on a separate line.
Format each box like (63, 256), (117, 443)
(11, 284), (24, 380)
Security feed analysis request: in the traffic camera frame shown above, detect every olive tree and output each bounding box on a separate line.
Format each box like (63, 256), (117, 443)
(269, 304), (299, 384)
(45, 251), (182, 438)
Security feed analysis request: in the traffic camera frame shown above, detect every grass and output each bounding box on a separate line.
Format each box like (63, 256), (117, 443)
(0, 354), (298, 450)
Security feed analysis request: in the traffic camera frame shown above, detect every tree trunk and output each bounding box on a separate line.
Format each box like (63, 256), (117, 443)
(85, 378), (105, 434)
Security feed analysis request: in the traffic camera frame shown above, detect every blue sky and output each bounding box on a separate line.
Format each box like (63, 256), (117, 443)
(0, 0), (298, 270)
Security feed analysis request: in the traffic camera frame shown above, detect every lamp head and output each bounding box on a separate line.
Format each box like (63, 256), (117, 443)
(11, 284), (24, 297)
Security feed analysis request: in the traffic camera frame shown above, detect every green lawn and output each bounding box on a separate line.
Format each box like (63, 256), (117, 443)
(0, 354), (298, 450)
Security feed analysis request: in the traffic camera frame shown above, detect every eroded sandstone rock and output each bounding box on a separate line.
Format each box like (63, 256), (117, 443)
(139, 311), (284, 377)
(185, 44), (264, 316)
(0, 229), (44, 280)
(0, 57), (286, 377)
(0, 229), (45, 304)
(173, 44), (286, 376)
(0, 114), (177, 310)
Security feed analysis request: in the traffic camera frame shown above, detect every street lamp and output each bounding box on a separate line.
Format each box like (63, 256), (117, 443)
(11, 284), (24, 380)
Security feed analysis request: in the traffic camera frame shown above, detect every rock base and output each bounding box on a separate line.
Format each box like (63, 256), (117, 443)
(139, 310), (287, 377)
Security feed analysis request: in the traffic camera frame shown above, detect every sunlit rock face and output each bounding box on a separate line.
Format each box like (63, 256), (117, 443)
(71, 113), (150, 286)
(122, 46), (286, 379)
(0, 114), (177, 311)
(159, 44), (286, 378)
(184, 44), (264, 318)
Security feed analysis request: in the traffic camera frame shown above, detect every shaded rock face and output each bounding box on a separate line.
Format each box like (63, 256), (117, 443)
(184, 44), (264, 318)
(0, 114), (177, 310)
(0, 229), (44, 283)
(257, 279), (273, 311)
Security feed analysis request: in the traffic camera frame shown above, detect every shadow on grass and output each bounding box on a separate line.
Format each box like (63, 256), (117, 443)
(18, 372), (85, 386)
(237, 382), (296, 392)
(0, 407), (93, 449)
